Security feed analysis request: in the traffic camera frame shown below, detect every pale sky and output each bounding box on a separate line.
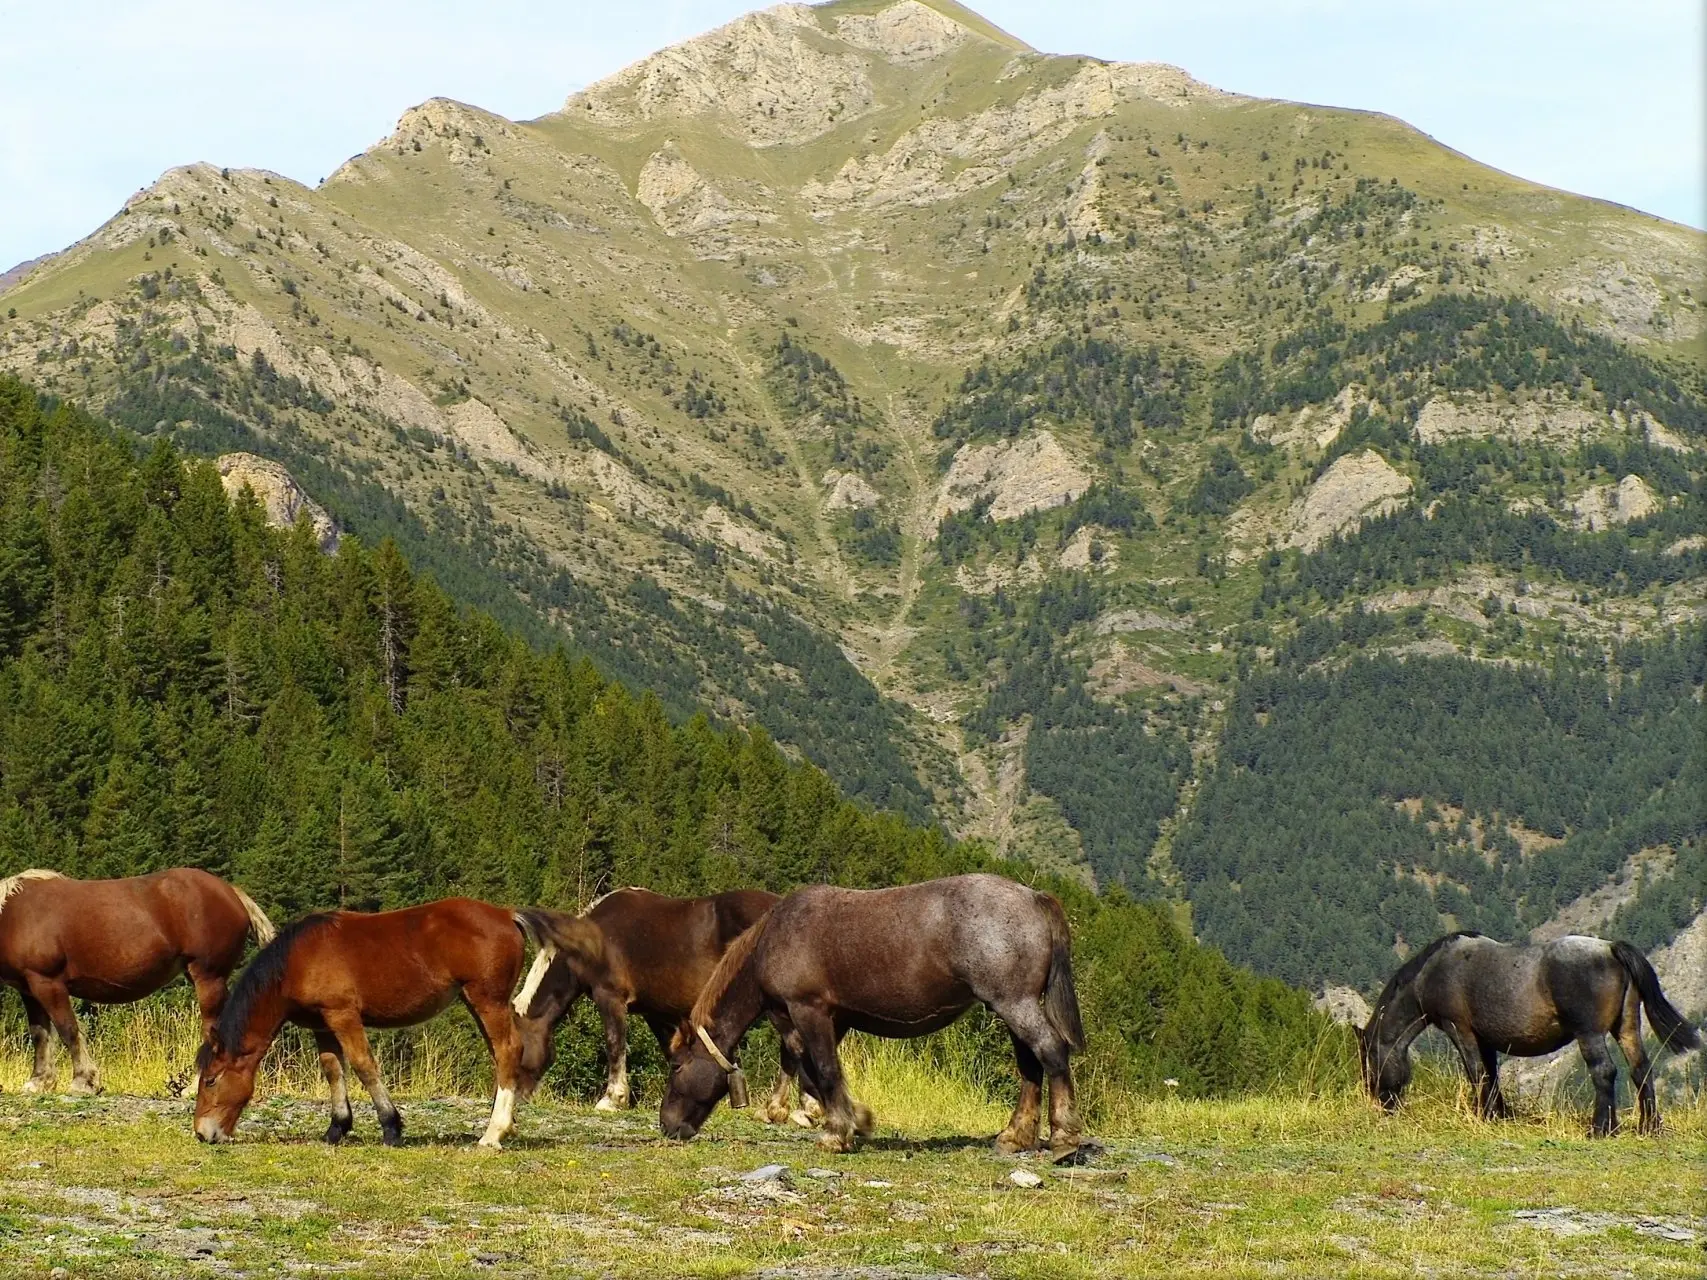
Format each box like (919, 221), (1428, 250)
(0, 1), (1699, 272)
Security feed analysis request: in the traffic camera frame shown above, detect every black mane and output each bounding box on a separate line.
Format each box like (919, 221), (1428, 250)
(212, 912), (334, 1053)
(1368, 931), (1481, 1023)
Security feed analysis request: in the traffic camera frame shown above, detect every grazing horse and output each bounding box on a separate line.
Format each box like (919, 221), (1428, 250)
(0, 868), (275, 1094)
(1359, 932), (1701, 1135)
(514, 886), (816, 1120)
(659, 873), (1085, 1156)
(193, 898), (600, 1149)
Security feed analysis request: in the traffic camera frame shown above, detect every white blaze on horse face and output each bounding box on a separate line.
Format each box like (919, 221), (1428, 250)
(513, 945), (557, 1016)
(479, 1086), (517, 1149)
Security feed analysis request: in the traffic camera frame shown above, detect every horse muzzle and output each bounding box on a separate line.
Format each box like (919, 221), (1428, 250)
(194, 1116), (233, 1144)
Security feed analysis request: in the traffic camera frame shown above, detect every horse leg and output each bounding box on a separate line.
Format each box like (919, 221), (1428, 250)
(24, 974), (97, 1094)
(1613, 990), (1659, 1134)
(788, 1004), (861, 1153)
(324, 1009), (403, 1146)
(186, 962), (228, 1050)
(461, 989), (524, 1150)
(1576, 1033), (1619, 1137)
(1440, 1022), (1491, 1119)
(992, 999), (1080, 1155)
(19, 991), (55, 1093)
(995, 1032), (1043, 1155)
(591, 987), (631, 1111)
(1478, 1043), (1510, 1119)
(313, 1030), (354, 1145)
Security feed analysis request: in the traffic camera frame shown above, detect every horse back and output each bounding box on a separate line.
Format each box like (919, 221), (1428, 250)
(592, 890), (776, 1017)
(757, 876), (1051, 1022)
(286, 898), (524, 1025)
(0, 869), (248, 996)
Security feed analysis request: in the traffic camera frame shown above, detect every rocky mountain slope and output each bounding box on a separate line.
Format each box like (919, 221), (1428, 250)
(3, 0), (1702, 994)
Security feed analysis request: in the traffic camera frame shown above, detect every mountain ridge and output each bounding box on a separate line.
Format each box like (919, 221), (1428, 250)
(2, 0), (1701, 992)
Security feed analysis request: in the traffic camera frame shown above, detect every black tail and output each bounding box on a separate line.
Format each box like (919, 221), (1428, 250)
(1612, 940), (1701, 1052)
(1039, 893), (1085, 1052)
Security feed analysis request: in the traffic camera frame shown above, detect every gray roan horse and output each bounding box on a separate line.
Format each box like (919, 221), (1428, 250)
(659, 874), (1085, 1156)
(1359, 932), (1700, 1134)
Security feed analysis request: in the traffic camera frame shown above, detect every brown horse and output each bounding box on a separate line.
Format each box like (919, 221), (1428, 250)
(660, 874), (1086, 1156)
(0, 868), (275, 1094)
(193, 898), (600, 1149)
(514, 886), (816, 1121)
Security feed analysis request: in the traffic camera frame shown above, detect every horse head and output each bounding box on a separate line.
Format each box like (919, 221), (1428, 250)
(192, 1035), (265, 1142)
(1359, 1004), (1417, 1110)
(659, 1025), (734, 1140)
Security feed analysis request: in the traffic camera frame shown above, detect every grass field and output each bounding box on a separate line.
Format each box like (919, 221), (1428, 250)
(0, 1026), (1701, 1280)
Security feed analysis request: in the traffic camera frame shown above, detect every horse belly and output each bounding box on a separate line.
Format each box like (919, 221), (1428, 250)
(356, 987), (461, 1029)
(64, 953), (183, 1003)
(842, 1005), (970, 1040)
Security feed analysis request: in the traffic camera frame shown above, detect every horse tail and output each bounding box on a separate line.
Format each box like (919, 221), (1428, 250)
(0, 868), (64, 919)
(1038, 892), (1085, 1052)
(231, 885), (277, 945)
(512, 909), (604, 1016)
(1612, 940), (1701, 1052)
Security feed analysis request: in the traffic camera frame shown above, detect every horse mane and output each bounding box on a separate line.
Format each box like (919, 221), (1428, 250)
(689, 914), (770, 1031)
(213, 912), (335, 1052)
(0, 869), (66, 918)
(1368, 931), (1481, 1024)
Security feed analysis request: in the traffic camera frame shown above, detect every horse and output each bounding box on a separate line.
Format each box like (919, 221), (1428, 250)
(193, 898), (600, 1149)
(513, 886), (817, 1121)
(1358, 931), (1701, 1135)
(659, 873), (1085, 1156)
(0, 868), (275, 1095)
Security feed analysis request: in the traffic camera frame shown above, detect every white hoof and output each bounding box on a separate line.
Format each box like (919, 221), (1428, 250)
(477, 1135), (504, 1151)
(789, 1109), (815, 1128)
(20, 1078), (49, 1095)
(593, 1094), (622, 1112)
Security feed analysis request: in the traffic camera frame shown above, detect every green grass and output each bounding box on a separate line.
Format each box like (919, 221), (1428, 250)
(0, 1018), (1701, 1278)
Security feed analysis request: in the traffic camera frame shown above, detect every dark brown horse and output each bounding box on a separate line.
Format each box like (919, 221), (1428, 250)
(194, 898), (600, 1149)
(1360, 932), (1701, 1135)
(660, 874), (1085, 1155)
(514, 887), (816, 1121)
(0, 868), (275, 1094)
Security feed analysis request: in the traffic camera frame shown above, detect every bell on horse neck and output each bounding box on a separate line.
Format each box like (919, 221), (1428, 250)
(727, 1067), (750, 1110)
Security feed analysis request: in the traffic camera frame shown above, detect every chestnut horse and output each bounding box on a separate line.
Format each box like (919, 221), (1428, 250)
(1360, 932), (1701, 1135)
(194, 898), (600, 1149)
(0, 868), (275, 1094)
(660, 874), (1085, 1156)
(514, 886), (815, 1121)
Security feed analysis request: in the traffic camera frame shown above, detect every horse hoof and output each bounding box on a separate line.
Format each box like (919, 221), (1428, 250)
(68, 1079), (99, 1096)
(19, 1079), (49, 1095)
(593, 1094), (623, 1113)
(994, 1133), (1034, 1156)
(476, 1137), (504, 1151)
(815, 1131), (855, 1154)
(788, 1109), (815, 1129)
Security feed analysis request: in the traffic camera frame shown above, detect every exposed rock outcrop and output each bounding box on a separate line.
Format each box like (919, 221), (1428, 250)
(933, 431), (1091, 523)
(1572, 474), (1658, 531)
(1315, 986), (1372, 1028)
(822, 468), (881, 510)
(1284, 450), (1413, 551)
(1416, 395), (1608, 448)
(216, 454), (338, 550)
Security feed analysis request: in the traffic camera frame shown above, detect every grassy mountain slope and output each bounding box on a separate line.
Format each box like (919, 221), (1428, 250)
(2, 0), (1702, 991)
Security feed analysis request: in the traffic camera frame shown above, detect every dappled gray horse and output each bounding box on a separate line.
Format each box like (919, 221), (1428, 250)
(659, 873), (1084, 1155)
(1359, 932), (1700, 1134)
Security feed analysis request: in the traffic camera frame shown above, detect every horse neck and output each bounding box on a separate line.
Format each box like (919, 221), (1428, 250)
(1372, 983), (1428, 1056)
(232, 980), (292, 1058)
(704, 955), (764, 1056)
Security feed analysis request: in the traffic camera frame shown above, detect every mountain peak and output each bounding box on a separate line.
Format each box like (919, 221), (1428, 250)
(561, 1), (1023, 146)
